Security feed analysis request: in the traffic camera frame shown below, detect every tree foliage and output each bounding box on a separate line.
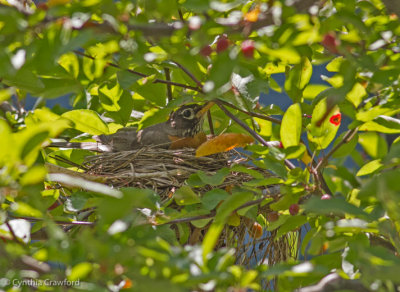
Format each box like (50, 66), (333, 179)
(0, 0), (400, 291)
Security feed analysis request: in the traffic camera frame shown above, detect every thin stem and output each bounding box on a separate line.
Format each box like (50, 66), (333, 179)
(73, 50), (202, 92)
(163, 194), (279, 225)
(164, 67), (173, 102)
(170, 60), (203, 89)
(214, 100), (296, 169)
(215, 98), (282, 125)
(315, 128), (358, 172)
(207, 110), (215, 135)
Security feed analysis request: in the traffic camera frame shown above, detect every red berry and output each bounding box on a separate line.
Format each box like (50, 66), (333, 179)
(200, 45), (212, 57)
(37, 3), (49, 10)
(249, 222), (263, 238)
(289, 204), (299, 215)
(278, 141), (284, 148)
(267, 211), (279, 222)
(241, 40), (255, 58)
(321, 33), (340, 54)
(321, 194), (332, 200)
(216, 36), (229, 53)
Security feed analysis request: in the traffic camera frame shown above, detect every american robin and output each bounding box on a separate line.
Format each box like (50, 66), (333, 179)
(50, 102), (214, 152)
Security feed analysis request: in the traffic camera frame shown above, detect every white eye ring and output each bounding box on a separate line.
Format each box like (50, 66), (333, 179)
(181, 108), (195, 119)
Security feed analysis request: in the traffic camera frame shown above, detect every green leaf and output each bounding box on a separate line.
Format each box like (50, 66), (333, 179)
(46, 149), (94, 168)
(230, 164), (264, 179)
(283, 144), (306, 159)
(258, 45), (301, 64)
(58, 52), (79, 79)
(2, 68), (44, 94)
(359, 116), (400, 134)
(65, 192), (89, 213)
(62, 109), (109, 135)
(202, 191), (253, 261)
(138, 107), (170, 130)
(202, 223), (224, 262)
(331, 132), (358, 158)
(284, 57), (312, 101)
(201, 189), (229, 210)
(20, 130), (49, 160)
(326, 56), (344, 72)
(208, 52), (236, 90)
(196, 169), (230, 186)
(281, 103), (302, 148)
(275, 215), (308, 239)
(39, 78), (81, 99)
(67, 262), (92, 281)
(174, 186), (200, 205)
(116, 70), (142, 90)
(130, 76), (167, 107)
(98, 188), (156, 224)
(359, 132), (388, 159)
(99, 83), (134, 125)
(346, 82), (366, 108)
(243, 177), (283, 187)
(307, 98), (341, 150)
(0, 88), (14, 102)
(356, 106), (400, 123)
(20, 165), (47, 186)
(215, 191), (254, 224)
(304, 197), (368, 217)
(303, 84), (329, 100)
(356, 159), (383, 176)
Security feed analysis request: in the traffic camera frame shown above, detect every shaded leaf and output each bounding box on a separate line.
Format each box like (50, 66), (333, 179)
(174, 186), (200, 205)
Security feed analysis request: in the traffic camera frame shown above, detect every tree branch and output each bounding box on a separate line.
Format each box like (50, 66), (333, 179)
(163, 191), (281, 225)
(214, 100), (296, 170)
(73, 50), (202, 92)
(164, 67), (173, 102)
(170, 60), (203, 90)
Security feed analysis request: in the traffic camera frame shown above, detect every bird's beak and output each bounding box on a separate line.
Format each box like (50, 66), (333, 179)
(196, 102), (215, 118)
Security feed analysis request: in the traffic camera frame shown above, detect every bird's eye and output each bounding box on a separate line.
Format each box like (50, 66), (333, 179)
(182, 108), (194, 119)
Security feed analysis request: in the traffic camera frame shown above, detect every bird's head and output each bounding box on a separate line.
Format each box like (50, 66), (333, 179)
(168, 102), (214, 137)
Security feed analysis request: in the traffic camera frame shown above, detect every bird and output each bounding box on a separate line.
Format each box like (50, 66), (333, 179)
(49, 102), (214, 152)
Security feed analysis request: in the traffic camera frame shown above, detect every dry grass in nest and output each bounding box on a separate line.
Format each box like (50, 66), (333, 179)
(83, 147), (264, 198)
(82, 147), (299, 273)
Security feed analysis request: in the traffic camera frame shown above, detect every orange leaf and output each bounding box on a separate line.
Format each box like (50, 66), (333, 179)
(195, 133), (254, 157)
(244, 6), (260, 22)
(169, 132), (207, 150)
(122, 278), (133, 289)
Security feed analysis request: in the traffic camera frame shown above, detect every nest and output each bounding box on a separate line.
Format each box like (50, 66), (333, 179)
(82, 147), (298, 281)
(83, 147), (258, 199)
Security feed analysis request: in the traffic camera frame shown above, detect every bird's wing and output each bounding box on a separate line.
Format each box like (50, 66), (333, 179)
(94, 127), (140, 151)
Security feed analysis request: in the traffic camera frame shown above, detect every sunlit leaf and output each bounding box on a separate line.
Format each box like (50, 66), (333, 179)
(356, 159), (384, 176)
(281, 103), (302, 148)
(196, 133), (254, 157)
(62, 109), (109, 135)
